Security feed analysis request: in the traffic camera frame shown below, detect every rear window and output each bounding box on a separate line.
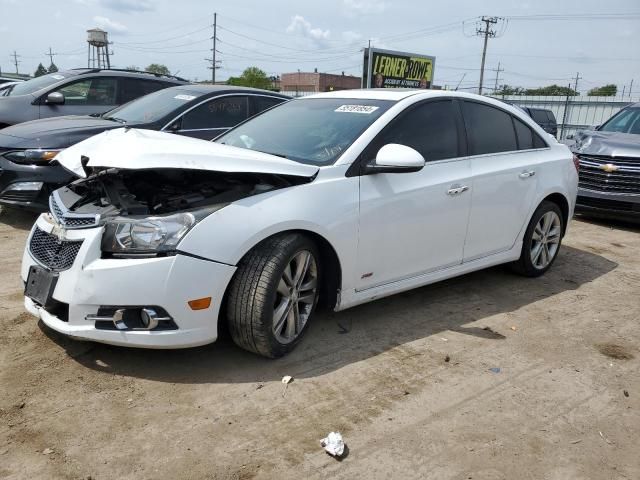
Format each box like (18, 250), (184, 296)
(513, 117), (534, 150)
(462, 101), (517, 155)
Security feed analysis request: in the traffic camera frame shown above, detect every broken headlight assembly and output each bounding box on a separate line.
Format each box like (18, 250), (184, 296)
(101, 212), (196, 256)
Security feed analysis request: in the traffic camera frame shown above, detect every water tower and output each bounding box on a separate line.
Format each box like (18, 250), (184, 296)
(87, 28), (111, 69)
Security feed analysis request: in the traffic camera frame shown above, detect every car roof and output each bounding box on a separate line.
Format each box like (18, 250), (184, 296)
(169, 84), (290, 97)
(306, 88), (519, 104)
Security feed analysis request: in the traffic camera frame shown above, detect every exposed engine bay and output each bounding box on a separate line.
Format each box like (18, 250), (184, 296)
(55, 168), (310, 219)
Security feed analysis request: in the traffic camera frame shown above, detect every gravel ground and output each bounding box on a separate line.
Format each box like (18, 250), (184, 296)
(0, 207), (638, 480)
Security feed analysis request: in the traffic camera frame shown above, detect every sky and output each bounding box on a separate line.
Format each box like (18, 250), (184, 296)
(1, 0), (639, 95)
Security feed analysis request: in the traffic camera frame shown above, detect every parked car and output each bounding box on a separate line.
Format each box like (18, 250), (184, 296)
(0, 81), (21, 96)
(0, 85), (289, 210)
(21, 90), (577, 357)
(0, 68), (188, 128)
(510, 105), (558, 138)
(571, 102), (640, 222)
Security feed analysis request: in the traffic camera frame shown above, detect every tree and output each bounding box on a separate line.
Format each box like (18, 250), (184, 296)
(47, 63), (58, 73)
(495, 84), (525, 96)
(126, 65), (140, 71)
(145, 64), (170, 75)
(34, 63), (48, 77)
(227, 67), (272, 89)
(524, 84), (578, 96)
(588, 84), (617, 96)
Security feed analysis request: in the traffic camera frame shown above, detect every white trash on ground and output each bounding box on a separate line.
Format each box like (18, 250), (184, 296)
(320, 431), (345, 457)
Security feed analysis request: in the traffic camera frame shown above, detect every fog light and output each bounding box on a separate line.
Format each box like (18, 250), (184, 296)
(188, 297), (211, 310)
(2, 181), (43, 192)
(140, 308), (160, 330)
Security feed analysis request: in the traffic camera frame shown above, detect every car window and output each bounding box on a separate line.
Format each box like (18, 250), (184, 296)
(599, 107), (640, 134)
(530, 109), (549, 124)
(372, 100), (459, 162)
(217, 98), (394, 166)
(7, 73), (69, 96)
(462, 101), (518, 155)
(513, 117), (534, 150)
(57, 77), (118, 106)
(105, 88), (203, 124)
(120, 78), (167, 104)
(252, 95), (286, 115)
(181, 96), (249, 130)
(545, 110), (556, 123)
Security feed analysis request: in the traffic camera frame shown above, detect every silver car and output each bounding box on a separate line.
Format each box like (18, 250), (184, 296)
(0, 68), (187, 128)
(572, 102), (640, 222)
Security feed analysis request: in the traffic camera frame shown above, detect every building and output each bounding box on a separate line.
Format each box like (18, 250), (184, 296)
(280, 69), (361, 95)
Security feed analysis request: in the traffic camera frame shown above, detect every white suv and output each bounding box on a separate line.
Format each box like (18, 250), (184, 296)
(21, 90), (578, 358)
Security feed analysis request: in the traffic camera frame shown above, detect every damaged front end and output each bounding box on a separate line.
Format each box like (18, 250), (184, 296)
(49, 167), (311, 257)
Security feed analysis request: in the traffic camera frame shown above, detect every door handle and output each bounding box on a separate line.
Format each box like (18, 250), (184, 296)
(447, 185), (469, 196)
(519, 170), (536, 179)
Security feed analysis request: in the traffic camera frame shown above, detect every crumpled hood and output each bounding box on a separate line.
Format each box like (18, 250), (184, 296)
(55, 128), (320, 179)
(572, 129), (640, 158)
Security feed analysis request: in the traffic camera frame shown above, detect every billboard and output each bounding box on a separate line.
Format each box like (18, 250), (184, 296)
(363, 47), (435, 89)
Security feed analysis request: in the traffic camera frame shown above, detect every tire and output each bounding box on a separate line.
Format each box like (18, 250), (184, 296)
(511, 201), (564, 277)
(226, 233), (321, 358)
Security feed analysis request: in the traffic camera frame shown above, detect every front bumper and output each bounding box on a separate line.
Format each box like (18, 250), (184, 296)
(21, 214), (237, 348)
(576, 188), (640, 222)
(0, 157), (73, 211)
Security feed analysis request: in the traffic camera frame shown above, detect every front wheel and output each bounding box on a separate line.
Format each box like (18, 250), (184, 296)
(226, 233), (320, 358)
(511, 201), (564, 277)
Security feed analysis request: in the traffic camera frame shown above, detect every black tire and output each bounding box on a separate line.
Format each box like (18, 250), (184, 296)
(511, 200), (564, 277)
(226, 233), (320, 358)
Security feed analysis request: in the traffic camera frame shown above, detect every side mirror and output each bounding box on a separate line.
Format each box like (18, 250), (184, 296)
(45, 92), (65, 105)
(166, 120), (180, 132)
(364, 144), (425, 174)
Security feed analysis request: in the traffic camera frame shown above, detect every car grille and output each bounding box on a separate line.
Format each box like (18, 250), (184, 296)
(578, 155), (640, 195)
(49, 192), (99, 229)
(29, 227), (83, 271)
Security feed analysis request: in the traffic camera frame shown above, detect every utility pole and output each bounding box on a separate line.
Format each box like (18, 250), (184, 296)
(206, 13), (220, 84)
(455, 73), (466, 91)
(476, 16), (499, 95)
(45, 47), (56, 65)
(492, 61), (504, 93)
(629, 79), (634, 99)
(11, 51), (20, 74)
(572, 72), (582, 95)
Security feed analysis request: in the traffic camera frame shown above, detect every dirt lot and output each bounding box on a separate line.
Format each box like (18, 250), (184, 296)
(0, 207), (638, 480)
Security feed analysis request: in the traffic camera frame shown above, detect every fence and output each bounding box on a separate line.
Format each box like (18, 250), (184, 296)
(492, 94), (640, 140)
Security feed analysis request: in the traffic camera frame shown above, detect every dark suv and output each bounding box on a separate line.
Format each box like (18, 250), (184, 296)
(0, 69), (188, 128)
(510, 105), (558, 138)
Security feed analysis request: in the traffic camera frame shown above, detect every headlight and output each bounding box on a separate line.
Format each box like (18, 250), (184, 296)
(4, 149), (64, 165)
(101, 212), (196, 255)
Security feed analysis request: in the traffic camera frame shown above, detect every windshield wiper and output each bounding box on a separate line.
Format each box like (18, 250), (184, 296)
(106, 117), (127, 125)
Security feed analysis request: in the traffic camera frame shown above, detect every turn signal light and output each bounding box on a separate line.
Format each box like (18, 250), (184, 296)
(188, 297), (212, 310)
(572, 154), (580, 172)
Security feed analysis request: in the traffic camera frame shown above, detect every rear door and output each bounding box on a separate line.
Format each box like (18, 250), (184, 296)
(176, 95), (250, 140)
(461, 101), (543, 261)
(40, 76), (119, 118)
(356, 99), (472, 290)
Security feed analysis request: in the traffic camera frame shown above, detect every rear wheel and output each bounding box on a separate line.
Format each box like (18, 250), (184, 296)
(511, 201), (563, 277)
(226, 233), (320, 358)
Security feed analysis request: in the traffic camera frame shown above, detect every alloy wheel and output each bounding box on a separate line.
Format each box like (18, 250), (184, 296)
(272, 250), (318, 344)
(530, 211), (561, 269)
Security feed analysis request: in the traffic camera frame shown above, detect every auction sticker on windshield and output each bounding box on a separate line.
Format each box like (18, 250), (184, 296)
(174, 94), (196, 101)
(334, 105), (380, 114)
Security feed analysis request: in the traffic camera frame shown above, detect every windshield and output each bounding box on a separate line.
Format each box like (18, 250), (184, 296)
(7, 73), (69, 96)
(599, 107), (640, 135)
(216, 98), (394, 165)
(103, 88), (202, 124)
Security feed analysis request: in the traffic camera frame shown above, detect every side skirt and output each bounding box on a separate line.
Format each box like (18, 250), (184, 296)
(335, 242), (522, 311)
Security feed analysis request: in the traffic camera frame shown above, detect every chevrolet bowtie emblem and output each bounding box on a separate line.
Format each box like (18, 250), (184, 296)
(600, 163), (619, 173)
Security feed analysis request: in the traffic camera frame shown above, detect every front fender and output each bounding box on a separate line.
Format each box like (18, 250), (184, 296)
(176, 165), (360, 291)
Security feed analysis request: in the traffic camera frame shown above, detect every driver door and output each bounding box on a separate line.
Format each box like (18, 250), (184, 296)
(356, 99), (472, 290)
(39, 77), (119, 118)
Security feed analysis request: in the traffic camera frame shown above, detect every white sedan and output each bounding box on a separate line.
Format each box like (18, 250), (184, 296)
(21, 89), (578, 357)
